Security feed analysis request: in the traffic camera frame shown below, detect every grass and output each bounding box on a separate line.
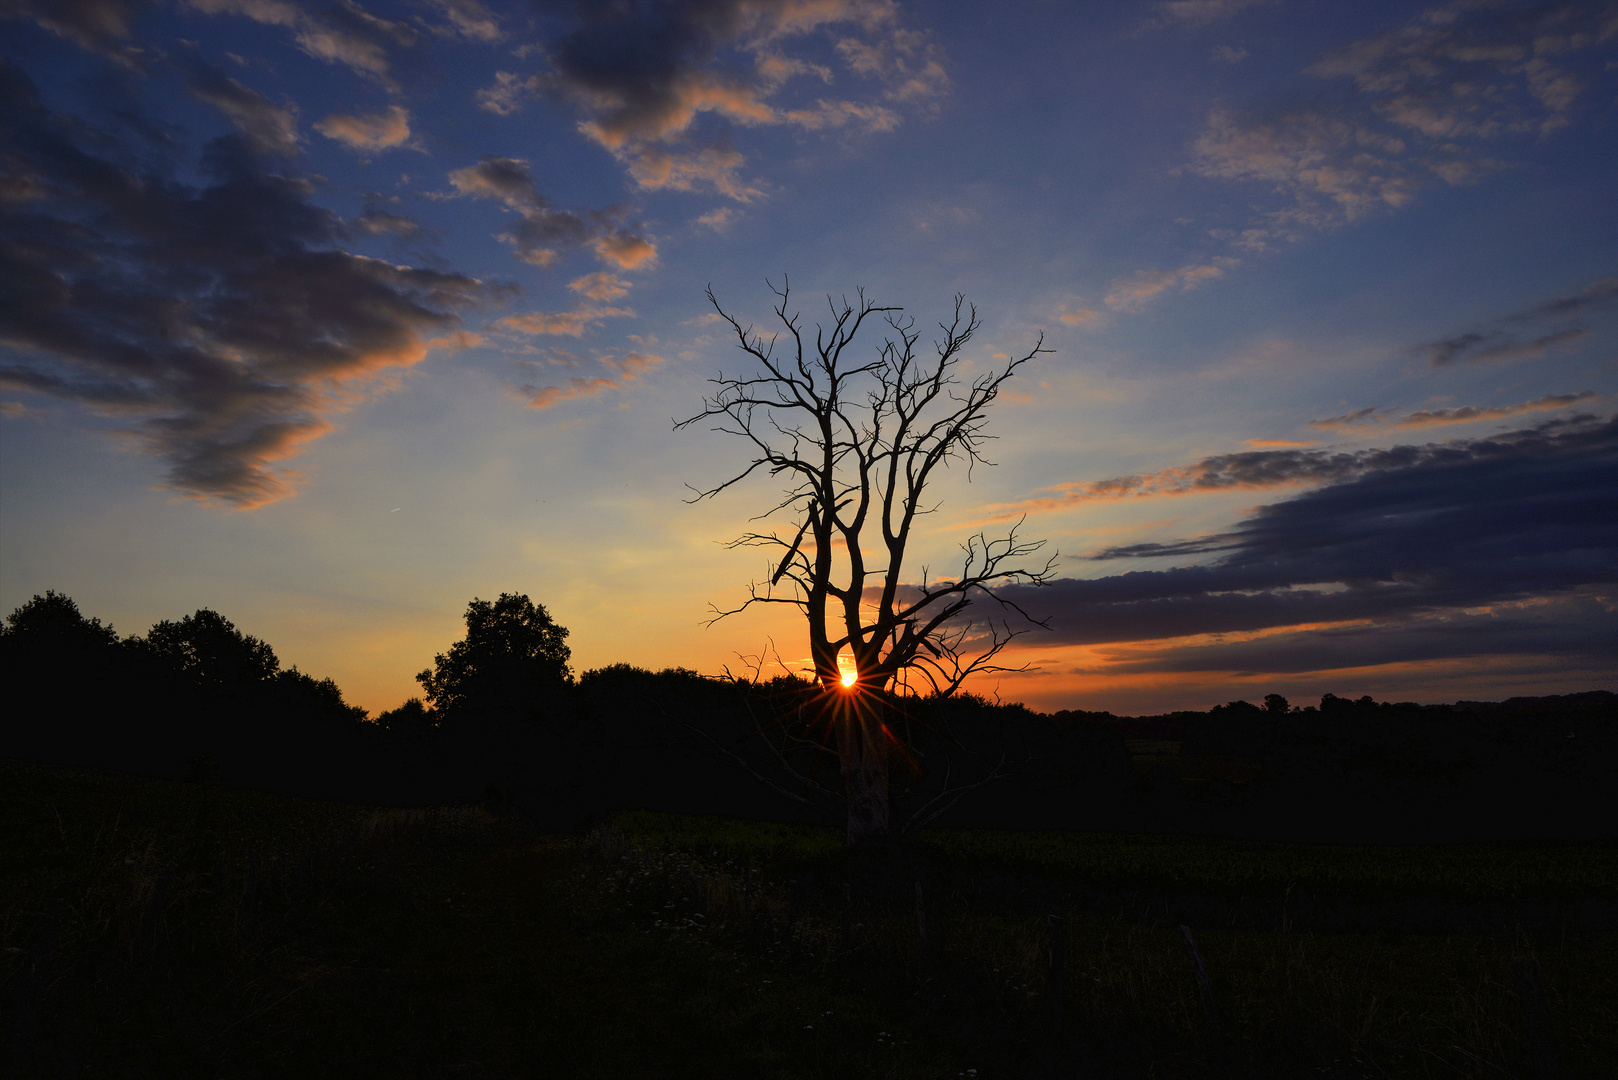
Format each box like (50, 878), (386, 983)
(4, 760), (1616, 1078)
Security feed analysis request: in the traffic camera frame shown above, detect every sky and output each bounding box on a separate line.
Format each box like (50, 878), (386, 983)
(2, 0), (1615, 718)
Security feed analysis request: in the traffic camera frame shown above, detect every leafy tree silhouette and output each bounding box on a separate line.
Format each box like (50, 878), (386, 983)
(417, 594), (571, 728)
(136, 609), (279, 689)
(375, 696), (437, 737)
(1, 590), (119, 647)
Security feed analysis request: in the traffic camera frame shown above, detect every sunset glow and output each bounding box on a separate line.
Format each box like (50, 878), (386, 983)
(0, 1), (1613, 716)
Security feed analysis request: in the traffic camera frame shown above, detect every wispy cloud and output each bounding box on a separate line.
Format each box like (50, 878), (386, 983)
(446, 157), (656, 270)
(1057, 302), (1102, 327)
(181, 57), (300, 156)
(4, 0), (152, 64)
(422, 0), (500, 43)
(1418, 277), (1617, 366)
(1103, 258), (1236, 312)
(519, 352), (666, 410)
(496, 306), (633, 337)
(696, 206), (738, 231)
(477, 0), (946, 201)
(353, 193), (420, 236)
(568, 272), (631, 302)
(1149, 0), (1270, 30)
(1311, 392), (1598, 434)
(187, 0), (418, 89)
(1193, 3), (1616, 246)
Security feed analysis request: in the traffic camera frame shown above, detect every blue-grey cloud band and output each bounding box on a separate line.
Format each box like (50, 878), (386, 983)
(991, 415), (1618, 669)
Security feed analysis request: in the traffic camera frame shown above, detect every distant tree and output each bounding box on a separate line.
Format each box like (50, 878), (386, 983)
(417, 594), (571, 727)
(2, 592), (128, 755)
(2, 590), (119, 647)
(375, 696), (437, 737)
(1264, 693), (1289, 714)
(270, 668), (369, 724)
(679, 281), (1055, 846)
(137, 609), (279, 689)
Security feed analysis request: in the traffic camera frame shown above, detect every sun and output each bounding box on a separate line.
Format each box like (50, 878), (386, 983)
(840, 670), (857, 688)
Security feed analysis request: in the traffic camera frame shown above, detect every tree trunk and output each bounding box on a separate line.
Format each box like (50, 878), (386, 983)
(840, 695), (890, 846)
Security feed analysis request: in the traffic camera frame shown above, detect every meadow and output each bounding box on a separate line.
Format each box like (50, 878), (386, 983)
(3, 759), (1615, 1079)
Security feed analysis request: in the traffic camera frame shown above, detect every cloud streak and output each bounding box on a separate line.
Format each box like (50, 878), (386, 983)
(519, 351), (665, 410)
(1310, 391), (1599, 434)
(1417, 277), (1618, 367)
(496, 306), (633, 338)
(1104, 259), (1235, 312)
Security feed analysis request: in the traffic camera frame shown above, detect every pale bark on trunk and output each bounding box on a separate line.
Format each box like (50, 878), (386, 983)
(840, 695), (890, 846)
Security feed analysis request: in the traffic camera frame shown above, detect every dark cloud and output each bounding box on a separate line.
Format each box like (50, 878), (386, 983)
(1087, 595), (1618, 677)
(480, 0), (943, 199)
(1420, 276), (1616, 366)
(447, 156), (656, 269)
(997, 415), (1618, 660)
(0, 61), (488, 507)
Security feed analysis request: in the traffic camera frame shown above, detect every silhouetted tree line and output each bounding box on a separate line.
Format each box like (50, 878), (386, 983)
(3, 590), (1612, 839)
(1168, 691), (1617, 841)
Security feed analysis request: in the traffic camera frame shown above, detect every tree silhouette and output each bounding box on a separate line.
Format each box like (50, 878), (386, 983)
(1, 590), (119, 647)
(137, 609), (279, 689)
(417, 594), (571, 728)
(678, 281), (1056, 845)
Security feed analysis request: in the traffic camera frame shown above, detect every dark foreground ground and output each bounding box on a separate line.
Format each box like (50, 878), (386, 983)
(4, 760), (1615, 1079)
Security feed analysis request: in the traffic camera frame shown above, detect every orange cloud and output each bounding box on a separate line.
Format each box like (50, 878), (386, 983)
(314, 105), (414, 151)
(590, 231), (658, 270)
(568, 273), (631, 302)
(1104, 258), (1236, 312)
(496, 306), (633, 337)
(522, 352), (665, 410)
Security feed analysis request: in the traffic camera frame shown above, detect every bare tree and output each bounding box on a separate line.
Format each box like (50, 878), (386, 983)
(677, 280), (1056, 845)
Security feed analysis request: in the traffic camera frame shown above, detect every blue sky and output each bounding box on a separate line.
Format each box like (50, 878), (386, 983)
(2, 0), (1615, 715)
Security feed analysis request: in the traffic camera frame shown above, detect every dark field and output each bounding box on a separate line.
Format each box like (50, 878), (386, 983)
(3, 760), (1615, 1079)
